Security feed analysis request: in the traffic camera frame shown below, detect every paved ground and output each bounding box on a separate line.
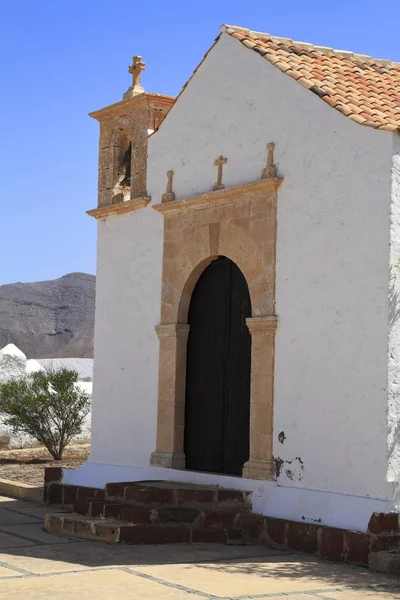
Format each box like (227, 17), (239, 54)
(0, 495), (398, 599)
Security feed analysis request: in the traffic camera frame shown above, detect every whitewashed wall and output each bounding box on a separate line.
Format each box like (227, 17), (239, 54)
(388, 133), (400, 505)
(72, 32), (399, 526)
(89, 207), (162, 467)
(146, 33), (395, 502)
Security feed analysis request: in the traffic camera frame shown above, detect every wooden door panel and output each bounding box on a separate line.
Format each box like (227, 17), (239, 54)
(184, 259), (228, 472)
(222, 262), (252, 475)
(184, 257), (251, 475)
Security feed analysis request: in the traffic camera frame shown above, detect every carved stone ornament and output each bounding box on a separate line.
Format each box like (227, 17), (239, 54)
(213, 155), (228, 191)
(123, 55), (146, 100)
(162, 170), (176, 202)
(261, 143), (278, 179)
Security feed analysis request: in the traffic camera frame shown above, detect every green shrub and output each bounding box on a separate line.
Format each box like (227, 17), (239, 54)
(0, 368), (91, 460)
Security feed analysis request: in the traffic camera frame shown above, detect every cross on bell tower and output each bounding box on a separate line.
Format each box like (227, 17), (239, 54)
(123, 55), (146, 100)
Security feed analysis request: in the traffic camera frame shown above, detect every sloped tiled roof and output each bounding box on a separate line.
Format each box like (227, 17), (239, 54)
(223, 25), (400, 131)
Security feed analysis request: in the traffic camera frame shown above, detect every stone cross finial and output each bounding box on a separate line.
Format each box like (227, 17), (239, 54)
(162, 170), (175, 202)
(129, 56), (146, 88)
(261, 143), (278, 179)
(213, 155), (228, 191)
(123, 56), (146, 99)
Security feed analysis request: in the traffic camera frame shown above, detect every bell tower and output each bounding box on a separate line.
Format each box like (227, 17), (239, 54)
(87, 56), (174, 219)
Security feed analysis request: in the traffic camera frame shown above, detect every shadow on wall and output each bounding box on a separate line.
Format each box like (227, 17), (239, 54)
(388, 264), (400, 501)
(388, 264), (400, 333)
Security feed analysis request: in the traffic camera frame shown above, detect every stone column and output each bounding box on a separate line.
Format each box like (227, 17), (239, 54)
(242, 316), (278, 480)
(150, 323), (190, 469)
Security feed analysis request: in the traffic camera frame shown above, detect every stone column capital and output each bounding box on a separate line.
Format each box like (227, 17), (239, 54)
(246, 316), (278, 335)
(155, 323), (190, 340)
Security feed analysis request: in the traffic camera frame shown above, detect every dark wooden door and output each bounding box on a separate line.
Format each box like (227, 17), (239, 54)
(184, 256), (251, 476)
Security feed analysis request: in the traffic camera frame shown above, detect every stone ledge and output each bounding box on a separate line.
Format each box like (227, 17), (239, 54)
(0, 477), (43, 503)
(87, 197), (150, 220)
(369, 550), (400, 576)
(246, 316), (279, 335)
(153, 177), (283, 216)
(155, 324), (190, 340)
(89, 93), (175, 121)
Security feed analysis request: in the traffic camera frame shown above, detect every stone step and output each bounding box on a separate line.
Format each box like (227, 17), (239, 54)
(73, 498), (241, 529)
(369, 550), (400, 576)
(105, 480), (251, 510)
(44, 513), (243, 545)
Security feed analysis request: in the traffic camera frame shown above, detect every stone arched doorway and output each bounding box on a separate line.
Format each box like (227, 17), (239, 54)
(150, 176), (282, 480)
(185, 256), (252, 476)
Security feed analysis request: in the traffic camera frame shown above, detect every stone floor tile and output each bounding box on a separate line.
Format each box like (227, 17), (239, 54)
(0, 548), (90, 574)
(0, 508), (42, 525)
(0, 497), (39, 507)
(0, 565), (23, 578)
(133, 554), (400, 598)
(318, 591), (400, 599)
(0, 542), (277, 574)
(0, 523), (75, 545)
(0, 495), (398, 598)
(0, 569), (206, 599)
(0, 531), (37, 549)
(120, 543), (282, 567)
(132, 557), (342, 596)
(3, 505), (58, 519)
(283, 596), (339, 599)
(0, 496), (17, 503)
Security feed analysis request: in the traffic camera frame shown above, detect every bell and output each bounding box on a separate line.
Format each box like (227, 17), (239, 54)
(119, 173), (131, 187)
(119, 143), (132, 187)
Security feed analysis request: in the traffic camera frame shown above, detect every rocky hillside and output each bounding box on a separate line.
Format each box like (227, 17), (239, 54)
(0, 273), (95, 359)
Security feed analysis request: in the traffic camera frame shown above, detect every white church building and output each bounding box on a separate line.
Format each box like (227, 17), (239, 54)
(64, 25), (400, 533)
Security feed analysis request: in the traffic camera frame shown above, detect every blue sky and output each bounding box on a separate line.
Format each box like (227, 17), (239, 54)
(1, 0), (399, 285)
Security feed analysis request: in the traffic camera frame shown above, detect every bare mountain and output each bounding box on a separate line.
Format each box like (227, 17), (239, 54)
(0, 273), (95, 359)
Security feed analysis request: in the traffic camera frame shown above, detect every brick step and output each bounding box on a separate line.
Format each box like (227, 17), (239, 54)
(368, 512), (400, 535)
(105, 481), (251, 510)
(369, 533), (400, 553)
(44, 513), (244, 545)
(45, 483), (105, 507)
(74, 498), (245, 528)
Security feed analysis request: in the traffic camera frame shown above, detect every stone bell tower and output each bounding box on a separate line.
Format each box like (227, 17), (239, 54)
(87, 56), (174, 219)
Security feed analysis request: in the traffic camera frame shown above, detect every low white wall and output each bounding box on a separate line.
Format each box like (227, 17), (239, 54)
(37, 358), (93, 381)
(0, 346), (92, 448)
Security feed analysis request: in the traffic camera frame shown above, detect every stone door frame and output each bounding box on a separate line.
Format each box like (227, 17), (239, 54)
(150, 177), (282, 480)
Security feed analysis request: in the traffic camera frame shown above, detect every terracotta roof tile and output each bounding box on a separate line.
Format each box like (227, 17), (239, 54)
(222, 25), (400, 131)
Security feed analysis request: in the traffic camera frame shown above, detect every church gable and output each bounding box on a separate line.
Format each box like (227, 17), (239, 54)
(148, 27), (393, 205)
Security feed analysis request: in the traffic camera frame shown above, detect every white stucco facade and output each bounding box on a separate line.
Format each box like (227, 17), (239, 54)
(66, 32), (400, 531)
(388, 134), (400, 508)
(89, 207), (162, 468)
